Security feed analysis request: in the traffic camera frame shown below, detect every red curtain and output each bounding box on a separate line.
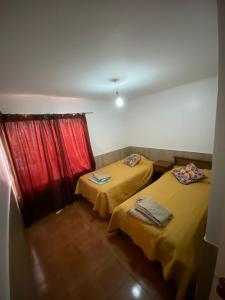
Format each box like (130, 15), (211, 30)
(1, 114), (95, 225)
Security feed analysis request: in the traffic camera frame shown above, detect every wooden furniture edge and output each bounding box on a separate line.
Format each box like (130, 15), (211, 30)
(174, 156), (212, 169)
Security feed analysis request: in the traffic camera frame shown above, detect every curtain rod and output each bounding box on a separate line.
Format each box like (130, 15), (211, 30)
(0, 111), (93, 115)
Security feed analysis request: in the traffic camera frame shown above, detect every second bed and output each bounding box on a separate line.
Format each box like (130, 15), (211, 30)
(107, 160), (211, 300)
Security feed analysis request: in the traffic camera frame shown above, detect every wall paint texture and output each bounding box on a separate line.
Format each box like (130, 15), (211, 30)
(125, 77), (218, 154)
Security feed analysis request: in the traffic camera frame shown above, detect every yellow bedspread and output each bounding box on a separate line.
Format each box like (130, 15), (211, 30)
(107, 169), (211, 300)
(75, 156), (153, 218)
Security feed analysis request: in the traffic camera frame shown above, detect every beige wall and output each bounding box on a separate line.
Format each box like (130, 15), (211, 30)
(126, 77), (217, 154)
(206, 0), (225, 248)
(208, 0), (225, 298)
(196, 1), (225, 299)
(9, 190), (37, 300)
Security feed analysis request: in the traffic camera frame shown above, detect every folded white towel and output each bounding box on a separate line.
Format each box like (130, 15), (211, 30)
(129, 197), (173, 227)
(89, 176), (111, 185)
(93, 172), (111, 181)
(128, 208), (154, 225)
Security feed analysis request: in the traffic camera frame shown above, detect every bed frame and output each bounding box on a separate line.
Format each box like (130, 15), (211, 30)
(175, 156), (212, 169)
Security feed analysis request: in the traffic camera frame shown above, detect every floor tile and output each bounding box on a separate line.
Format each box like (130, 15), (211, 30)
(27, 198), (176, 300)
(111, 275), (154, 300)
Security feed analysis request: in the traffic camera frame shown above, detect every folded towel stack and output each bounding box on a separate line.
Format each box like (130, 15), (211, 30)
(89, 172), (112, 185)
(128, 197), (173, 227)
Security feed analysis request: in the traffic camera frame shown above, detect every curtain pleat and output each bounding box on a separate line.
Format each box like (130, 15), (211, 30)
(0, 114), (95, 225)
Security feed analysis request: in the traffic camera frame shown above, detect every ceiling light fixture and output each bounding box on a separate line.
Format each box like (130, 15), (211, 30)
(115, 91), (124, 107)
(111, 78), (125, 108)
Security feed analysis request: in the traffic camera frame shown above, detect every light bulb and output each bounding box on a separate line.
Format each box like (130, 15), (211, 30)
(115, 96), (124, 107)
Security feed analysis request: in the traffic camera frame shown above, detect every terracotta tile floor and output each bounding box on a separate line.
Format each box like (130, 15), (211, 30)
(26, 199), (177, 300)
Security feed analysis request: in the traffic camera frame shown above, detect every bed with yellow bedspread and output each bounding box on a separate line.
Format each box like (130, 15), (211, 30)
(75, 156), (153, 218)
(107, 168), (211, 300)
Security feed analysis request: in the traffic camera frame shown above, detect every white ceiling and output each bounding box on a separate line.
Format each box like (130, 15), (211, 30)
(0, 0), (218, 100)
